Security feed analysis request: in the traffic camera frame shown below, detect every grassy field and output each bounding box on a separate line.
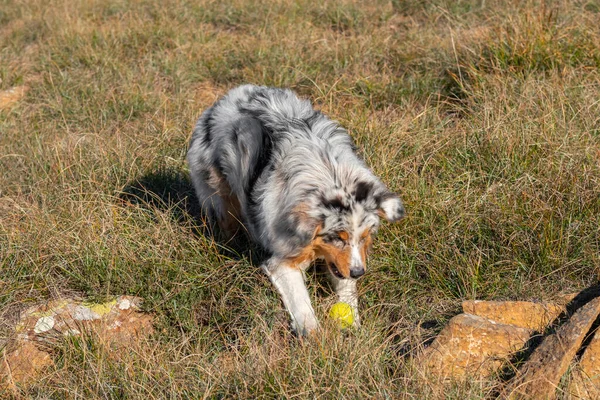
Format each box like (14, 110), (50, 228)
(1, 0), (600, 397)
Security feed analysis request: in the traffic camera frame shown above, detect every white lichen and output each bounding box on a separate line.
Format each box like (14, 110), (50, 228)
(34, 316), (55, 334)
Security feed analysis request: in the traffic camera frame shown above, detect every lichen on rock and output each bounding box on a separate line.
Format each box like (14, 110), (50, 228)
(0, 295), (153, 390)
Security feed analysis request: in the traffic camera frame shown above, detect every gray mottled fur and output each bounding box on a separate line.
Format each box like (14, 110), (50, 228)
(187, 84), (405, 335)
(188, 84), (403, 257)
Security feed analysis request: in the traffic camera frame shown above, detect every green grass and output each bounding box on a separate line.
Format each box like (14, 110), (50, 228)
(1, 0), (600, 397)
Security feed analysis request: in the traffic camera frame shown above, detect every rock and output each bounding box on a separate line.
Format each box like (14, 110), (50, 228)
(0, 86), (28, 109)
(421, 313), (531, 378)
(503, 296), (600, 399)
(578, 328), (600, 379)
(0, 296), (153, 389)
(558, 292), (579, 305)
(1, 341), (53, 388)
(569, 327), (600, 398)
(462, 300), (564, 331)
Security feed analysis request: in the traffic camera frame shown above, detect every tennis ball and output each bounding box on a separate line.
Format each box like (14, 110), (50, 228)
(329, 302), (354, 329)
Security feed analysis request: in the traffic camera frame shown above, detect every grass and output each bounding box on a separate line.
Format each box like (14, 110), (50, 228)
(1, 0), (600, 397)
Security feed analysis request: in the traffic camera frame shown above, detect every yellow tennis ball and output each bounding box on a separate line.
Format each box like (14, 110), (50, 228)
(329, 302), (354, 329)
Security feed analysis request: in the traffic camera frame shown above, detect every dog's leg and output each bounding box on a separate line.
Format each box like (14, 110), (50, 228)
(189, 165), (242, 239)
(189, 168), (224, 225)
(262, 259), (319, 336)
(328, 274), (361, 327)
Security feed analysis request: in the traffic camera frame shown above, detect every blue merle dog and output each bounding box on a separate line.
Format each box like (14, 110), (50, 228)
(187, 85), (405, 336)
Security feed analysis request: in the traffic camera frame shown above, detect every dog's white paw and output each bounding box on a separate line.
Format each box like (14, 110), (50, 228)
(292, 313), (320, 337)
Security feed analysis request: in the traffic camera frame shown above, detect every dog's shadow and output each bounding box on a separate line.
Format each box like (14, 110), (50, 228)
(119, 167), (264, 265)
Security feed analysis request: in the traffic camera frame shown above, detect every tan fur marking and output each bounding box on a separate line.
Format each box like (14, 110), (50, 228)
(292, 202), (313, 225)
(314, 240), (352, 278)
(207, 167), (242, 236)
(360, 229), (370, 240)
(285, 225), (321, 269)
(360, 233), (372, 268)
(338, 231), (349, 241)
(285, 226), (352, 278)
(286, 245), (316, 269)
(220, 192), (242, 235)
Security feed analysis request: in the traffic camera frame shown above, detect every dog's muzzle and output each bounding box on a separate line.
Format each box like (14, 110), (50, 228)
(329, 263), (365, 279)
(329, 263), (345, 279)
(349, 266), (365, 279)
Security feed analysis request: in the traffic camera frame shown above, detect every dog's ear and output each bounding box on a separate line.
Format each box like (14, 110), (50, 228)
(291, 201), (323, 239)
(376, 192), (405, 222)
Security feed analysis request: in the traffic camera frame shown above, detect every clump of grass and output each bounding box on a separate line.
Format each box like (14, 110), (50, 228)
(1, 0), (600, 397)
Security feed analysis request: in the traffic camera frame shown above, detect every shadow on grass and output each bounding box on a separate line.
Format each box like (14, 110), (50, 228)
(392, 306), (463, 360)
(118, 167), (265, 265)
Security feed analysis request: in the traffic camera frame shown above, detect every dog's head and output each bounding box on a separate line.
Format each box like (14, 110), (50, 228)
(310, 180), (405, 280)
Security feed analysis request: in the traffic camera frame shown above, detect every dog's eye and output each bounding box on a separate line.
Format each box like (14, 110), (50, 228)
(323, 232), (347, 245)
(337, 231), (349, 241)
(359, 228), (372, 243)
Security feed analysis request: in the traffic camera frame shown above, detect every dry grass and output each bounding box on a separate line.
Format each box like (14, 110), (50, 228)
(1, 0), (600, 398)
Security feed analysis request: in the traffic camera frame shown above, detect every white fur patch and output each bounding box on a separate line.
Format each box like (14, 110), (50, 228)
(262, 261), (319, 335)
(351, 245), (362, 269)
(379, 196), (405, 221)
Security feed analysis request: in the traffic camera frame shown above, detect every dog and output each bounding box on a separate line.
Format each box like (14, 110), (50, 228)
(187, 85), (405, 336)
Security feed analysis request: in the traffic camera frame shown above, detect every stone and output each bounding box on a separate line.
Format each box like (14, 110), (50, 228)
(503, 296), (600, 399)
(0, 296), (153, 389)
(558, 293), (579, 305)
(462, 300), (564, 331)
(0, 86), (28, 109)
(421, 313), (531, 378)
(578, 328), (600, 378)
(569, 327), (600, 398)
(1, 341), (53, 388)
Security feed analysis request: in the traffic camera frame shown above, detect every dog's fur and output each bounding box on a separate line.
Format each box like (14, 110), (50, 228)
(187, 85), (405, 335)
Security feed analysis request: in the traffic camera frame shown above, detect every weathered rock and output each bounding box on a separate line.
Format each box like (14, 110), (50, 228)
(0, 86), (28, 109)
(578, 328), (600, 379)
(503, 296), (600, 399)
(462, 300), (564, 331)
(558, 292), (579, 305)
(1, 341), (53, 389)
(421, 313), (531, 378)
(569, 327), (600, 398)
(0, 296), (153, 388)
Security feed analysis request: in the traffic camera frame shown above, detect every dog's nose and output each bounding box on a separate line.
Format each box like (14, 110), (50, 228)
(350, 267), (365, 279)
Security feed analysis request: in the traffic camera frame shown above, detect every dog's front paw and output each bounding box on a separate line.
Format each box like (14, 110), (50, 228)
(291, 314), (320, 337)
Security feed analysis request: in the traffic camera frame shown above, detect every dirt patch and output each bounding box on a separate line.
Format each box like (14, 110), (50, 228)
(0, 86), (28, 110)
